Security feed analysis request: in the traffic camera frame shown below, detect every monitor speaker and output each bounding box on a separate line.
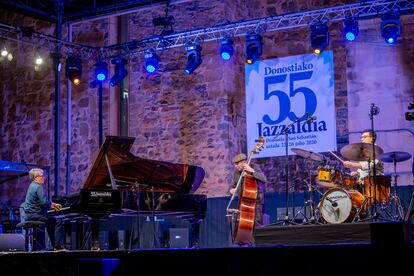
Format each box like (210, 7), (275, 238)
(169, 228), (189, 248)
(0, 233), (25, 252)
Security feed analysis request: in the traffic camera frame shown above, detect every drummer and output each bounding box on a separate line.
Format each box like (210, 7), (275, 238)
(343, 130), (384, 185)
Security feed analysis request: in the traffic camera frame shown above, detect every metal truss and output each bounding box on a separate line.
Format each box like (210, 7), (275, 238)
(0, 22), (98, 60)
(103, 0), (414, 60)
(1, 0), (414, 61)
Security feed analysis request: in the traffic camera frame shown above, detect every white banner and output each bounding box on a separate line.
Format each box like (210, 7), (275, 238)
(245, 51), (336, 158)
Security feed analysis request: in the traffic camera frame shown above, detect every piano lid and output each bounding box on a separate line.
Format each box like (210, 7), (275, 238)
(82, 136), (205, 194)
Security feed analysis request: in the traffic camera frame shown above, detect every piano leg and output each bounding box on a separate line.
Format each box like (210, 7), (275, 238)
(189, 218), (203, 249)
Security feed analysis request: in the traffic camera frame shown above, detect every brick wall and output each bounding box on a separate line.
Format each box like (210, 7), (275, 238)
(1, 0), (413, 212)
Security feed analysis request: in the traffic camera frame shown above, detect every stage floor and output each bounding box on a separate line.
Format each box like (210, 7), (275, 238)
(1, 221), (413, 275)
(254, 220), (413, 246)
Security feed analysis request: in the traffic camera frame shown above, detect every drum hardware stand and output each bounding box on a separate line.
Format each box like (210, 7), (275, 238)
(300, 157), (321, 224)
(293, 180), (311, 223)
(368, 103), (380, 221)
(389, 159), (405, 220)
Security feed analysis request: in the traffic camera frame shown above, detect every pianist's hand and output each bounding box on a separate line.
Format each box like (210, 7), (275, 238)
(50, 202), (62, 211)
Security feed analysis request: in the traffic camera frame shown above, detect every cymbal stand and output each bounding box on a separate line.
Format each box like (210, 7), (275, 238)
(307, 157), (318, 223)
(281, 117), (304, 225)
(297, 158), (321, 225)
(390, 158), (404, 220)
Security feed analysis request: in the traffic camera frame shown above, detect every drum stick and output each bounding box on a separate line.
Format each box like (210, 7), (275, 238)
(329, 151), (344, 163)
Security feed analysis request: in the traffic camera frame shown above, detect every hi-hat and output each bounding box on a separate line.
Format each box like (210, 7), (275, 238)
(340, 142), (383, 161)
(291, 148), (324, 161)
(378, 151), (412, 163)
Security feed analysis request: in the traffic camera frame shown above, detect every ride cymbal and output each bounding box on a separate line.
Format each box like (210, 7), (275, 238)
(340, 142), (383, 161)
(378, 151), (412, 163)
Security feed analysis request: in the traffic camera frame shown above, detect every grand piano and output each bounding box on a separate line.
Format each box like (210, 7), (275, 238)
(51, 136), (207, 249)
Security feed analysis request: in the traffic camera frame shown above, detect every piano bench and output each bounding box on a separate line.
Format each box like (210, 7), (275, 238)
(16, 221), (46, 252)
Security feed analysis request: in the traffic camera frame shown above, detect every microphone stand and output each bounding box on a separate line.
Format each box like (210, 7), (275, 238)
(369, 103), (379, 221)
(270, 115), (312, 226)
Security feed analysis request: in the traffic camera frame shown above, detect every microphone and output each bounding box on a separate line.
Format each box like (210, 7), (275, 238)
(305, 113), (317, 123)
(370, 103), (379, 116)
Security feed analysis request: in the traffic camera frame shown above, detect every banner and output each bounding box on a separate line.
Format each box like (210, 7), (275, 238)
(245, 51), (336, 158)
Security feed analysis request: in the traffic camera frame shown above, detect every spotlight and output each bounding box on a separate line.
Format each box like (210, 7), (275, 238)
(144, 52), (159, 73)
(152, 16), (175, 27)
(310, 22), (329, 55)
(184, 44), (202, 75)
(65, 56), (82, 85)
(220, 39), (234, 61)
(245, 34), (262, 64)
(1, 47), (8, 57)
(35, 56), (43, 65)
(94, 61), (108, 81)
(109, 58), (128, 87)
(343, 18), (359, 41)
(381, 12), (400, 44)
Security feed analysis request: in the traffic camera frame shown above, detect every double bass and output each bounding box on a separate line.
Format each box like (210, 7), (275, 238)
(227, 137), (265, 244)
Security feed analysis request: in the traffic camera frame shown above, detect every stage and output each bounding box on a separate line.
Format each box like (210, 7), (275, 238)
(1, 221), (413, 276)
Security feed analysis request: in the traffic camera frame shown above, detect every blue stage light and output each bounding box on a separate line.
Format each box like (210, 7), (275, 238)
(245, 34), (262, 64)
(184, 44), (202, 75)
(343, 18), (359, 41)
(310, 23), (329, 55)
(94, 61), (108, 81)
(144, 52), (159, 73)
(381, 12), (400, 44)
(109, 58), (128, 87)
(220, 39), (233, 60)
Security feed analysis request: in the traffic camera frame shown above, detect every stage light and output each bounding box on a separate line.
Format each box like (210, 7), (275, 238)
(0, 46), (12, 62)
(65, 56), (82, 85)
(109, 58), (128, 87)
(343, 18), (359, 41)
(144, 52), (159, 73)
(1, 47), (8, 57)
(184, 44), (202, 75)
(381, 12), (400, 44)
(152, 16), (175, 27)
(220, 39), (233, 60)
(35, 56), (43, 65)
(245, 34), (262, 64)
(94, 61), (108, 81)
(310, 22), (329, 55)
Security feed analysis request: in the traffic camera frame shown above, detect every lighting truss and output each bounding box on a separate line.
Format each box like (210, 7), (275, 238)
(1, 0), (414, 61)
(0, 22), (98, 60)
(102, 0), (414, 59)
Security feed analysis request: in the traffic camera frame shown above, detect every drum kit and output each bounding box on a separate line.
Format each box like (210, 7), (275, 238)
(292, 144), (412, 224)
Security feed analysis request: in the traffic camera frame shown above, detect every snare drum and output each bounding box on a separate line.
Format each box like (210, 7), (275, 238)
(316, 166), (342, 188)
(363, 175), (391, 204)
(319, 188), (366, 224)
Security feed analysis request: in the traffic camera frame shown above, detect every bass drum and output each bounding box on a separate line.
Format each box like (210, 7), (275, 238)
(319, 188), (366, 224)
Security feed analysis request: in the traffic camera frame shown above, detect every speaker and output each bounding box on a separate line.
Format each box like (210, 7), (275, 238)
(0, 233), (25, 252)
(169, 228), (189, 248)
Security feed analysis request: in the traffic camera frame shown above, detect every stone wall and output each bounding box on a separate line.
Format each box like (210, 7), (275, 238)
(1, 0), (414, 212)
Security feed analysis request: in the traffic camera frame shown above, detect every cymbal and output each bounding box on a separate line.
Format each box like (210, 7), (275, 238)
(378, 151), (412, 163)
(291, 148), (324, 161)
(340, 142), (383, 161)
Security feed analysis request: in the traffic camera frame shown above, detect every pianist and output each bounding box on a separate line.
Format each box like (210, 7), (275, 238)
(24, 168), (64, 250)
